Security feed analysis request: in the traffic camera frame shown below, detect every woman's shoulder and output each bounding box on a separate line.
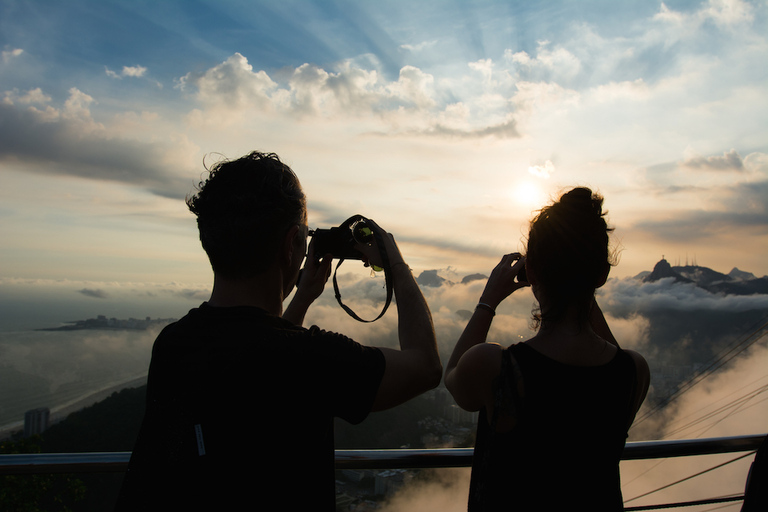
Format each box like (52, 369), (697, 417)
(460, 342), (506, 377)
(622, 348), (651, 389)
(445, 342), (505, 412)
(622, 348), (650, 374)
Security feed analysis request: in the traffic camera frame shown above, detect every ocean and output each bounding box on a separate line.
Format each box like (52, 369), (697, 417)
(0, 327), (159, 436)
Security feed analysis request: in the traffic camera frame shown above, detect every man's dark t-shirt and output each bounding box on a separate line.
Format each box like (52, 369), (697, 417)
(115, 303), (386, 511)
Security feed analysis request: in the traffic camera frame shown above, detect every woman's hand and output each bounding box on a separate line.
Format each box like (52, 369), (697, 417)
(479, 253), (529, 309)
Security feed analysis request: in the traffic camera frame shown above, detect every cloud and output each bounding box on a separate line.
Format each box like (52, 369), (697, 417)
(105, 65), (148, 79)
(399, 40), (438, 53)
(655, 0), (755, 31)
(631, 177), (768, 242)
(528, 160), (555, 179)
(699, 0), (755, 28)
(0, 90), (194, 199)
(179, 52), (521, 138)
(600, 276), (768, 316)
(623, 343), (768, 508)
(681, 148), (744, 172)
(2, 87), (50, 105)
(179, 52), (277, 110)
(78, 288), (110, 299)
(590, 79), (651, 103)
(378, 469), (470, 512)
(506, 41), (582, 83)
(1, 48), (23, 63)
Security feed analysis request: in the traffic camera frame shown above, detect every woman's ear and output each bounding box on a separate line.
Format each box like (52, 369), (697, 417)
(524, 258), (537, 285)
(596, 262), (610, 288)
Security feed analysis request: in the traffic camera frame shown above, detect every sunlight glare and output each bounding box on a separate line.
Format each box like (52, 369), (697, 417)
(512, 180), (545, 208)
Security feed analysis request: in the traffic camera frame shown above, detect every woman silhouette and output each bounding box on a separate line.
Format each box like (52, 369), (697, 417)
(445, 187), (650, 511)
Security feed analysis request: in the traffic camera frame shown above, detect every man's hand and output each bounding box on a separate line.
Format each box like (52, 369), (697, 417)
(297, 237), (333, 302)
(353, 219), (405, 270)
(283, 238), (332, 325)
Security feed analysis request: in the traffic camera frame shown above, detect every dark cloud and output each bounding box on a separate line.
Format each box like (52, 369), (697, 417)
(0, 103), (193, 199)
(169, 288), (210, 302)
(632, 179), (768, 241)
(461, 273), (487, 284)
(367, 118), (520, 139)
(78, 288), (109, 299)
(635, 209), (768, 242)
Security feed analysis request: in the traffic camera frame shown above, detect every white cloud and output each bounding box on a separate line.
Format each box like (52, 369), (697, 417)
(3, 87), (51, 105)
(600, 277), (768, 315)
(504, 41), (581, 83)
(106, 65), (148, 79)
(400, 40), (438, 53)
(1, 48), (23, 63)
(122, 65), (147, 77)
(510, 81), (580, 116)
(590, 79), (651, 103)
(178, 53), (520, 138)
(655, 0), (755, 31)
(179, 52), (277, 109)
(528, 160), (555, 179)
(700, 0), (755, 28)
(468, 58), (495, 87)
(62, 87), (98, 124)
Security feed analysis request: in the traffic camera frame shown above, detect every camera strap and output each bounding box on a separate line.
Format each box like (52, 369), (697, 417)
(331, 217), (393, 322)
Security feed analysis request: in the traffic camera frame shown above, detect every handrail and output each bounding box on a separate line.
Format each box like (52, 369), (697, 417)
(0, 433), (763, 475)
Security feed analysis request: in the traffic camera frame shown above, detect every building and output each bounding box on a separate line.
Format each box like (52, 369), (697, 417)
(24, 407), (50, 437)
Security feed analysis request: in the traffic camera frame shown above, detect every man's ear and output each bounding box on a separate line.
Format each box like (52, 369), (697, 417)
(282, 225), (301, 264)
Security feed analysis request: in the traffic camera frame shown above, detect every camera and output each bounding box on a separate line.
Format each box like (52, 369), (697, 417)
(308, 214), (392, 322)
(516, 265), (528, 283)
(513, 255), (528, 283)
(309, 215), (373, 261)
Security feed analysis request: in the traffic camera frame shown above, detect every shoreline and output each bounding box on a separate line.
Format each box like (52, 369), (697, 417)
(0, 375), (147, 440)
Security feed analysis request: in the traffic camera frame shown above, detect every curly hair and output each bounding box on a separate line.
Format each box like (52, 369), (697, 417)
(186, 151), (307, 278)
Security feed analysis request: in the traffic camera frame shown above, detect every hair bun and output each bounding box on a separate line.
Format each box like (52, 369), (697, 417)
(558, 187), (603, 217)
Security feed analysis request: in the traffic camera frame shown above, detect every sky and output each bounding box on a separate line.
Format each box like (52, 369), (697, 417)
(0, 0), (766, 304)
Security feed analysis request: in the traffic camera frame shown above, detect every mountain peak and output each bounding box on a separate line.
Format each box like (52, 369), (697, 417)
(641, 258), (768, 295)
(728, 267), (757, 281)
(643, 258), (692, 284)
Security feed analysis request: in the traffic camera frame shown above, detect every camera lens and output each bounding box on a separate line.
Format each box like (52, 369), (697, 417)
(352, 221), (373, 245)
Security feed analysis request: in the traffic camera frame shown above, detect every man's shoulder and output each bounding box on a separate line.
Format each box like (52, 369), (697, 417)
(305, 324), (383, 352)
(165, 304), (293, 332)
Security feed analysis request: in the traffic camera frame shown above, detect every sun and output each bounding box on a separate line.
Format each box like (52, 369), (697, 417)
(512, 180), (546, 208)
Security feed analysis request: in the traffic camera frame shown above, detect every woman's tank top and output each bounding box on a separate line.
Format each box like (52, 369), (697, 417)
(468, 343), (638, 511)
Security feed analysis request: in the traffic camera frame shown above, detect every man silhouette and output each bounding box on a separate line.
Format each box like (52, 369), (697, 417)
(115, 151), (441, 511)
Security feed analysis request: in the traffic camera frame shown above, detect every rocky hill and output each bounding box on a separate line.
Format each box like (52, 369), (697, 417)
(643, 258), (768, 295)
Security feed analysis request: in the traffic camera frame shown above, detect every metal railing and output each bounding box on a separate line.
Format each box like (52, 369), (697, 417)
(0, 433), (763, 474)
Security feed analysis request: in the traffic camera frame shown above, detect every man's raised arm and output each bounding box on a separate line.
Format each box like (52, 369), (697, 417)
(360, 220), (442, 412)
